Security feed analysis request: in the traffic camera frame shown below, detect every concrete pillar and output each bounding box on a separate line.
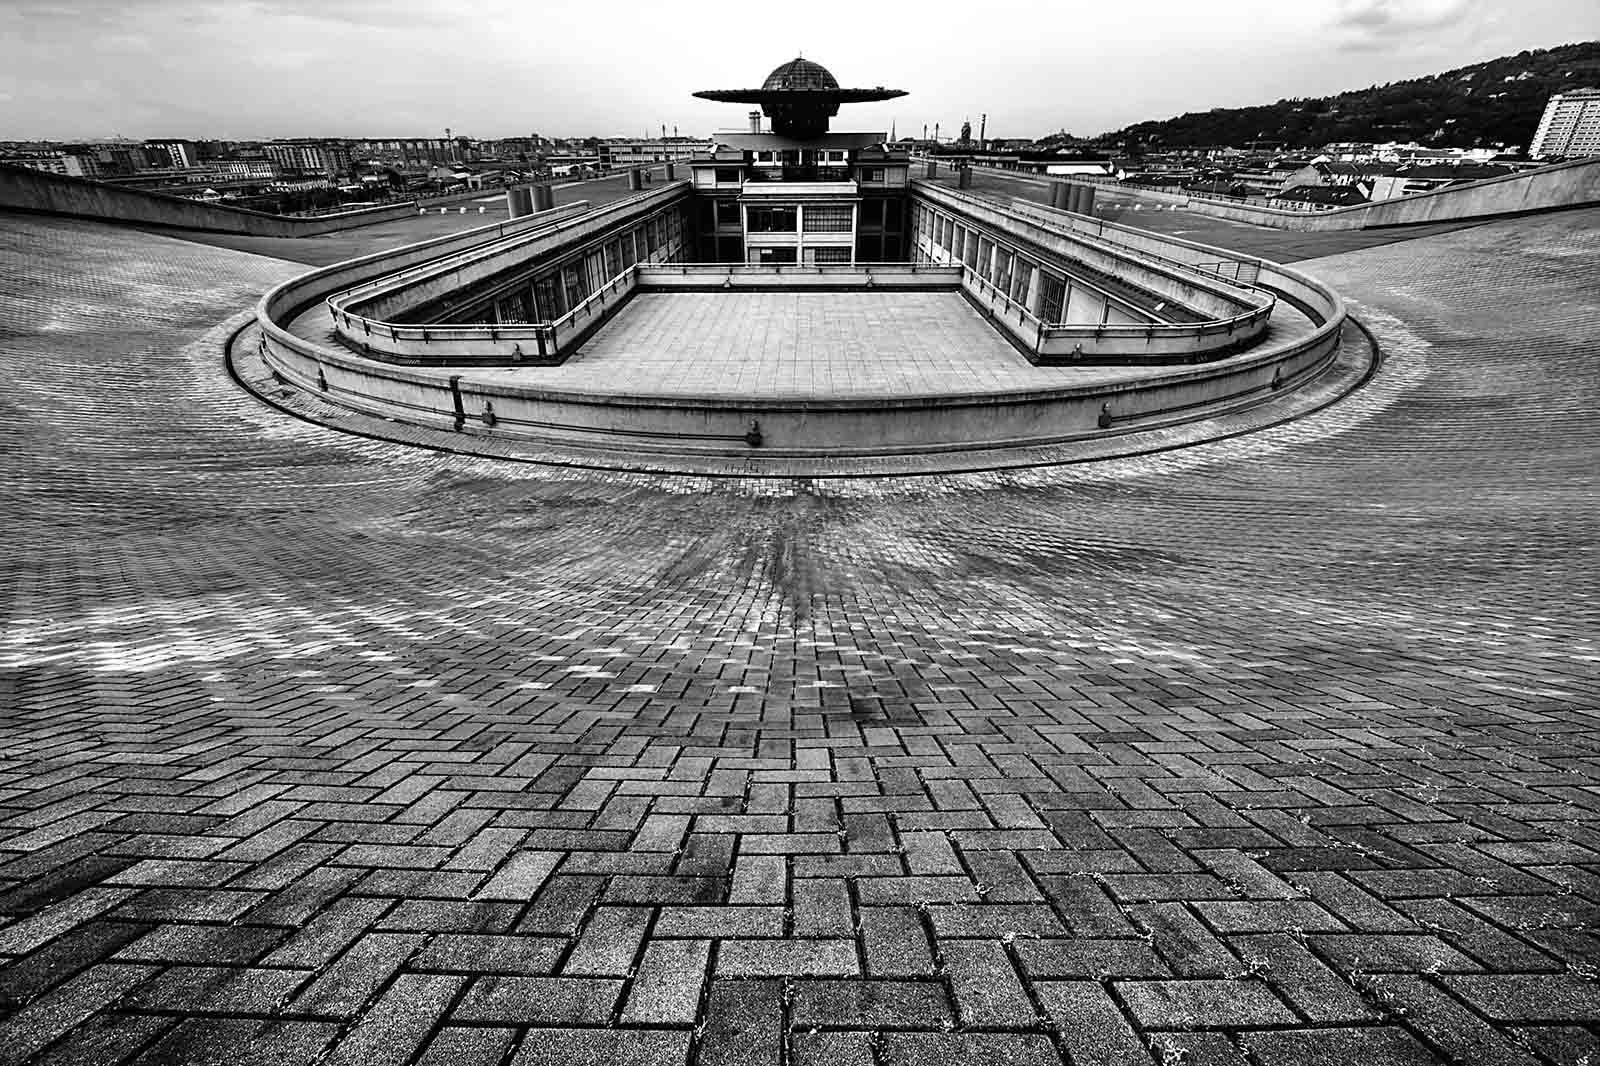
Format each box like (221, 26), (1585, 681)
(628, 169), (643, 191)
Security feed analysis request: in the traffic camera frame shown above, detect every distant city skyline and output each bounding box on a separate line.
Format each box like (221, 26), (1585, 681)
(1, 0), (1595, 141)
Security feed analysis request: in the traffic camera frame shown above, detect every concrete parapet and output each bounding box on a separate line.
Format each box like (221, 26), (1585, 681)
(0, 162), (416, 236)
(963, 156), (1600, 230)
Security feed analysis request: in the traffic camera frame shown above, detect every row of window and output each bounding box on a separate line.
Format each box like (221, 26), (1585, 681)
(913, 203), (1068, 322)
(709, 163), (894, 184)
(696, 198), (905, 233)
(526, 206), (686, 320)
(751, 246), (856, 265)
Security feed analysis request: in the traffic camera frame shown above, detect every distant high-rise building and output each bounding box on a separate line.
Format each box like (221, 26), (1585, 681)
(1529, 88), (1600, 159)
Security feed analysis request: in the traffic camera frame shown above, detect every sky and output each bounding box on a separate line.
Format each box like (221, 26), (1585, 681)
(1, 0), (1595, 142)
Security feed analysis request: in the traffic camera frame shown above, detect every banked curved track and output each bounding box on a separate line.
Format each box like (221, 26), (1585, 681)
(0, 207), (1597, 1066)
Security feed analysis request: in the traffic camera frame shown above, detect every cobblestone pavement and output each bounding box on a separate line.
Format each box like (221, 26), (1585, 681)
(1, 208), (1598, 1066)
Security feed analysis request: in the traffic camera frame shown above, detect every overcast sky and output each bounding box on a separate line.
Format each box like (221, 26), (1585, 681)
(1, 0), (1595, 141)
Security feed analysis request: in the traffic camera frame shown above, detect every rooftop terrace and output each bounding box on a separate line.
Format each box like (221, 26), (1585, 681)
(0, 205), (1596, 1066)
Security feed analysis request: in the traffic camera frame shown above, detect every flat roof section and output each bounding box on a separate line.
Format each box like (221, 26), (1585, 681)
(465, 290), (1174, 399)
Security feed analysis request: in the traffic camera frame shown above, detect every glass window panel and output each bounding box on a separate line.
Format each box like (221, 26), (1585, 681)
(1011, 261), (1032, 305)
(803, 205), (853, 232)
(1039, 272), (1067, 322)
(748, 206), (797, 232)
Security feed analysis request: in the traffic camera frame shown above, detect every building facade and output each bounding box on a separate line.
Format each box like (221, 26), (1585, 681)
(690, 58), (911, 264)
(1529, 88), (1600, 159)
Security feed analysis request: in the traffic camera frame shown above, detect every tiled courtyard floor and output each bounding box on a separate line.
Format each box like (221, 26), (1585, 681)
(0, 208), (1596, 1066)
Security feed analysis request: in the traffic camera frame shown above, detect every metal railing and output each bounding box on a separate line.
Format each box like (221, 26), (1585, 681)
(637, 262), (959, 280)
(923, 183), (1273, 300)
(326, 185), (689, 352)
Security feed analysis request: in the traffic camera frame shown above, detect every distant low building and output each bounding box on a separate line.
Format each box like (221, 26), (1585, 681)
(1367, 163), (1512, 201)
(1270, 184), (1369, 210)
(600, 139), (712, 169)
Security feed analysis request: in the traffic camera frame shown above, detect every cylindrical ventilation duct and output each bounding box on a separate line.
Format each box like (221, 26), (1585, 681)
(506, 186), (533, 218)
(532, 184), (555, 212)
(748, 111), (761, 133)
(628, 169), (643, 191)
(1050, 182), (1071, 211)
(957, 164), (972, 190)
(1067, 184), (1085, 214)
(664, 162), (676, 180)
(1079, 185), (1096, 216)
(925, 160), (938, 179)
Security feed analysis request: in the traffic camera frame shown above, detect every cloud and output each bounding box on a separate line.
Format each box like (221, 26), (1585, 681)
(1332, 0), (1475, 29)
(1329, 0), (1483, 51)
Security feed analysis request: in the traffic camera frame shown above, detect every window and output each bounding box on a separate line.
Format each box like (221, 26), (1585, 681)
(716, 235), (743, 262)
(698, 200), (716, 232)
(860, 167), (885, 182)
(747, 206), (797, 232)
(976, 237), (993, 276)
(755, 247), (797, 264)
(533, 274), (562, 319)
(994, 251), (1013, 296)
(620, 231), (637, 268)
(715, 199), (740, 225)
(1011, 261), (1032, 306)
(859, 199), (884, 227)
(803, 205), (852, 232)
(714, 168), (741, 183)
(1038, 271), (1067, 323)
(561, 264), (586, 313)
(884, 198), (902, 230)
(811, 246), (851, 264)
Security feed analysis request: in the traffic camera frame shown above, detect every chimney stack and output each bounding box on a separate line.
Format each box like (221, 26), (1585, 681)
(748, 111), (761, 134)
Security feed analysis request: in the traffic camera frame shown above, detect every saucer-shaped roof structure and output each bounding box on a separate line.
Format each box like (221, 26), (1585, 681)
(695, 57), (906, 139)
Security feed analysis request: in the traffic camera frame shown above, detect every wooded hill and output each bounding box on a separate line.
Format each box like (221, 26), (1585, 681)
(1101, 41), (1600, 151)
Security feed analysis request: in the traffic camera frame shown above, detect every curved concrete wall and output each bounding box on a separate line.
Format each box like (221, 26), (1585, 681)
(0, 162), (418, 236)
(255, 192), (1351, 464)
(955, 157), (1600, 231)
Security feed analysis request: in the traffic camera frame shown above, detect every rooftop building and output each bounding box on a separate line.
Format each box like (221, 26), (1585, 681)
(690, 58), (911, 263)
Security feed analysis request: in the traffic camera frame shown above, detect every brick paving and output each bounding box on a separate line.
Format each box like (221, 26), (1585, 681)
(1, 207), (1598, 1066)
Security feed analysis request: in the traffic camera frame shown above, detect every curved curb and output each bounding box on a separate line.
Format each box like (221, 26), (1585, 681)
(225, 309), (1382, 479)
